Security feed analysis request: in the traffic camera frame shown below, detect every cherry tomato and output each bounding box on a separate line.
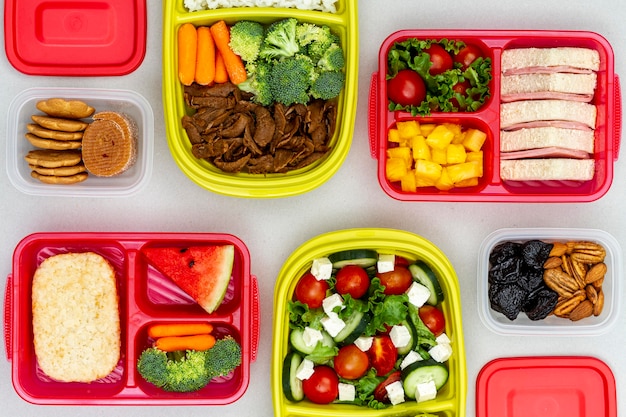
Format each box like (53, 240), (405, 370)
(373, 370), (402, 402)
(454, 44), (483, 70)
(377, 265), (413, 295)
(334, 344), (369, 380)
(450, 80), (471, 109)
(335, 265), (370, 299)
(387, 69), (426, 106)
(302, 365), (339, 404)
(367, 335), (398, 376)
(424, 44), (453, 75)
(294, 272), (329, 309)
(419, 305), (446, 336)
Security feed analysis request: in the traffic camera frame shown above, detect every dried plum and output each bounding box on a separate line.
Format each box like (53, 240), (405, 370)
(523, 288), (559, 321)
(489, 241), (522, 265)
(516, 267), (545, 293)
(488, 256), (523, 285)
(521, 240), (553, 270)
(489, 282), (527, 321)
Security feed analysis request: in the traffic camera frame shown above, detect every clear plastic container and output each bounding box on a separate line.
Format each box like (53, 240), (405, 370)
(477, 227), (621, 336)
(6, 87), (154, 197)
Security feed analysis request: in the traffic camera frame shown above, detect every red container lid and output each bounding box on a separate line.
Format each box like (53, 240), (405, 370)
(4, 0), (146, 76)
(476, 356), (617, 417)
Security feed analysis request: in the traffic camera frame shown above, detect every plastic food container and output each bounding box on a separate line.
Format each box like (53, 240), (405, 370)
(6, 87), (154, 197)
(476, 356), (617, 417)
(369, 30), (621, 202)
(477, 228), (621, 336)
(4, 232), (259, 405)
(4, 0), (146, 76)
(271, 228), (467, 417)
(161, 1), (358, 198)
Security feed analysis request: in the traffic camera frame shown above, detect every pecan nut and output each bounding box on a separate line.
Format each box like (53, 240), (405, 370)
(553, 290), (586, 317)
(543, 268), (581, 297)
(569, 241), (606, 264)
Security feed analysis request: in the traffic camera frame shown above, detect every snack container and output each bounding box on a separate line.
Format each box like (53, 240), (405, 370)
(477, 227), (621, 336)
(6, 87), (154, 197)
(161, 1), (358, 198)
(369, 30), (621, 202)
(271, 228), (467, 416)
(476, 356), (617, 417)
(4, 0), (146, 76)
(4, 232), (260, 405)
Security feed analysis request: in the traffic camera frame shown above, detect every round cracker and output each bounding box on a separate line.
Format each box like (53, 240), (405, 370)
(31, 171), (88, 184)
(31, 115), (89, 132)
(36, 98), (95, 119)
(29, 163), (87, 177)
(27, 124), (84, 141)
(82, 119), (136, 177)
(24, 149), (83, 168)
(25, 133), (82, 150)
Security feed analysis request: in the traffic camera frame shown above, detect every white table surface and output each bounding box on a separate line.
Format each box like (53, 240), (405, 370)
(2, 0), (625, 415)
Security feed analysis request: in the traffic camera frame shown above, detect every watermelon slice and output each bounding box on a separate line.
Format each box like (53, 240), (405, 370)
(142, 245), (235, 313)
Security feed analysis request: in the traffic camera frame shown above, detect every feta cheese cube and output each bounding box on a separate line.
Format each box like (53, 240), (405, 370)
(429, 343), (453, 363)
(302, 327), (323, 348)
(389, 324), (411, 349)
(435, 332), (451, 345)
(354, 336), (373, 352)
(385, 380), (405, 405)
(322, 293), (344, 315)
(295, 358), (315, 380)
(406, 282), (431, 307)
(377, 254), (395, 273)
(400, 350), (422, 369)
(338, 383), (355, 402)
(415, 380), (437, 403)
(321, 312), (346, 338)
(311, 257), (333, 280)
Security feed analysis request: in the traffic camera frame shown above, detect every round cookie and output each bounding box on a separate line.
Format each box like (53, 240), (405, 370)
(31, 115), (89, 132)
(31, 171), (88, 185)
(36, 98), (95, 119)
(82, 114), (137, 177)
(27, 123), (84, 141)
(25, 133), (82, 150)
(29, 163), (87, 177)
(25, 149), (83, 168)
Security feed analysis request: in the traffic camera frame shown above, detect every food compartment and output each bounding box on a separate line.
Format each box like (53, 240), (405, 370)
(162, 1), (358, 198)
(477, 228), (621, 336)
(271, 228), (466, 417)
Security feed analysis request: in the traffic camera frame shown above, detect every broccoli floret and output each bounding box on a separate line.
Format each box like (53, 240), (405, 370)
(317, 43), (345, 72)
(259, 18), (300, 60)
(238, 61), (274, 106)
(205, 336), (243, 379)
(137, 348), (210, 393)
(268, 55), (315, 105)
(307, 32), (341, 62)
(229, 20), (265, 63)
(137, 347), (169, 388)
(295, 22), (333, 48)
(310, 70), (345, 100)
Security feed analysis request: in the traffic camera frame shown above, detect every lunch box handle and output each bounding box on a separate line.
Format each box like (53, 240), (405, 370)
(368, 72), (380, 159)
(4, 275), (12, 361)
(613, 75), (621, 161)
(250, 275), (260, 363)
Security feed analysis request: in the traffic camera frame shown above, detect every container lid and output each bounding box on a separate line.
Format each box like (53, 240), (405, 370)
(4, 0), (146, 76)
(476, 356), (617, 417)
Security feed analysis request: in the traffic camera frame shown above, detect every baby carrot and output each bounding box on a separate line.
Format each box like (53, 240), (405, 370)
(178, 23), (197, 86)
(214, 50), (229, 84)
(155, 334), (216, 352)
(195, 26), (216, 85)
(209, 20), (247, 85)
(148, 323), (214, 339)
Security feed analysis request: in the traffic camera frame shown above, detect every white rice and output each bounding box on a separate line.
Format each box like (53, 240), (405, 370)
(184, 0), (338, 13)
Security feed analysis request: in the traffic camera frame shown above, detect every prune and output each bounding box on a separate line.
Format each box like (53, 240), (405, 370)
(489, 241), (522, 265)
(521, 240), (553, 270)
(489, 282), (528, 321)
(517, 267), (544, 293)
(523, 288), (559, 321)
(488, 256), (523, 285)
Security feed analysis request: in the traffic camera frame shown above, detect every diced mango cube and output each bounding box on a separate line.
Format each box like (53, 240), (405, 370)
(462, 128), (487, 152)
(411, 136), (431, 160)
(435, 167), (454, 191)
(426, 125), (454, 150)
(387, 146), (412, 167)
(386, 158), (409, 182)
(388, 128), (401, 143)
(466, 150), (483, 163)
(446, 143), (467, 164)
(455, 177), (480, 187)
(431, 147), (447, 165)
(420, 124), (436, 137)
(396, 120), (421, 139)
(415, 159), (442, 185)
(447, 161), (482, 183)
(401, 170), (417, 192)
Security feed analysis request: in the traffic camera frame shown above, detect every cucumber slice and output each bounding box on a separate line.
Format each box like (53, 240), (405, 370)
(408, 261), (444, 305)
(328, 249), (378, 270)
(333, 310), (370, 344)
(290, 328), (335, 355)
(401, 359), (449, 399)
(282, 352), (304, 402)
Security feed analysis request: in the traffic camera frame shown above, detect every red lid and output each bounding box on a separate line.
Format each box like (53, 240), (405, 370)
(476, 356), (617, 417)
(4, 0), (146, 76)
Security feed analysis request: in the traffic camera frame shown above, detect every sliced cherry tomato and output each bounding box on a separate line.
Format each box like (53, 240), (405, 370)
(373, 370), (402, 402)
(294, 272), (329, 309)
(335, 265), (370, 299)
(334, 344), (369, 380)
(302, 365), (339, 404)
(454, 44), (483, 70)
(377, 265), (413, 295)
(424, 44), (453, 75)
(367, 335), (398, 376)
(419, 304), (446, 336)
(387, 69), (426, 106)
